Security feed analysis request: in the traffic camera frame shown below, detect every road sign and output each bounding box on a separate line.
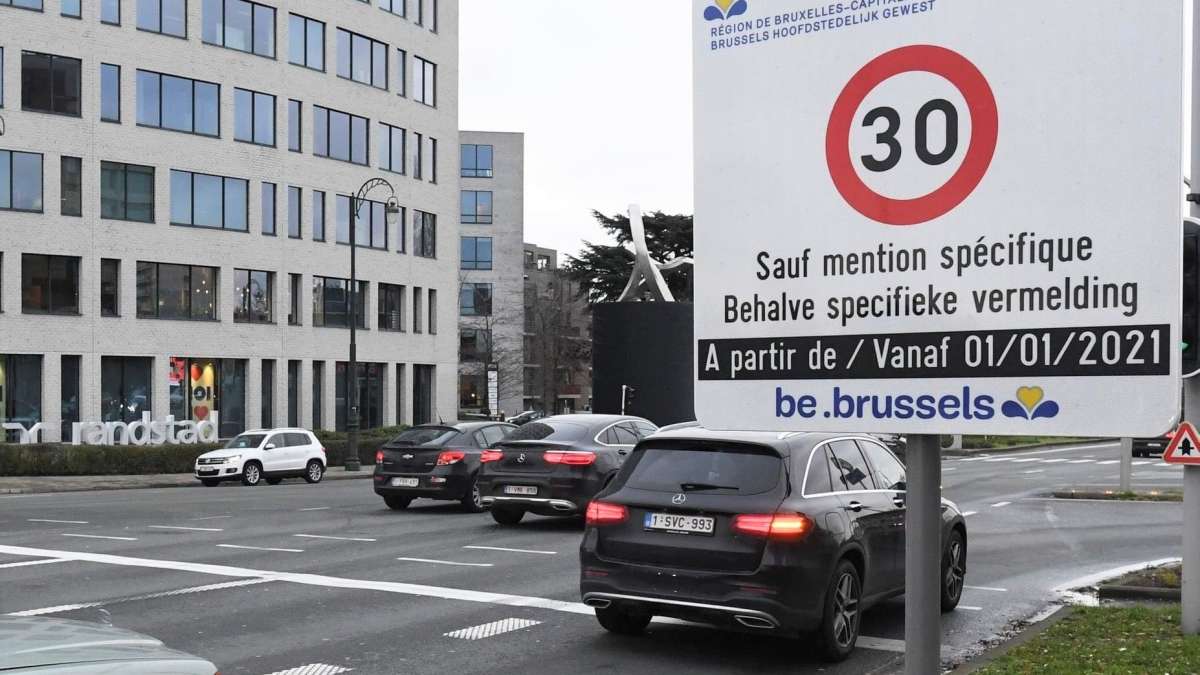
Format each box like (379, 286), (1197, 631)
(693, 0), (1185, 436)
(1165, 422), (1200, 465)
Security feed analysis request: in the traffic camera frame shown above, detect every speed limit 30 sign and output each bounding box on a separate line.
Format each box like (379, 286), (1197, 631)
(693, 1), (1184, 436)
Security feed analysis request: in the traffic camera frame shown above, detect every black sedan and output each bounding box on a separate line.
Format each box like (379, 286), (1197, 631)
(477, 415), (658, 525)
(579, 427), (966, 662)
(373, 422), (516, 512)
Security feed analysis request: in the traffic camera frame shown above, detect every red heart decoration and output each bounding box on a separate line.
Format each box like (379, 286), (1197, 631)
(194, 406), (210, 420)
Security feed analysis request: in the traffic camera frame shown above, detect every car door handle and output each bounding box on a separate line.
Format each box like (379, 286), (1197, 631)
(893, 497), (906, 508)
(846, 501), (863, 513)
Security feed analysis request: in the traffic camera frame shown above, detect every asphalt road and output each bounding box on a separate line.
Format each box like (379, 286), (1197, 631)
(0, 440), (1183, 675)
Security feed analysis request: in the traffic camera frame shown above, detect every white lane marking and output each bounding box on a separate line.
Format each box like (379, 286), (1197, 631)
(397, 557), (494, 568)
(1040, 459), (1070, 464)
(965, 585), (1008, 592)
(445, 618), (542, 640)
(1132, 461), (1154, 466)
(1156, 462), (1171, 467)
(294, 534), (377, 542)
(857, 636), (905, 653)
(0, 558), (71, 570)
(62, 534), (137, 541)
(1097, 460), (1120, 465)
(961, 511), (978, 517)
(956, 458), (989, 462)
(983, 458), (1014, 463)
(1011, 458), (1042, 464)
(260, 664), (352, 675)
(218, 544), (304, 553)
(148, 525), (225, 533)
(1067, 459), (1094, 464)
(1023, 470), (1045, 475)
(991, 502), (1011, 508)
(299, 507), (331, 512)
(191, 515), (234, 521)
(8, 578), (271, 617)
(943, 467), (957, 472)
(463, 545), (557, 556)
(959, 605), (983, 611)
(28, 519), (88, 525)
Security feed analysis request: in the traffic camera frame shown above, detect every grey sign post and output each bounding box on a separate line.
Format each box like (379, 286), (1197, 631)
(1184, 0), (1200, 635)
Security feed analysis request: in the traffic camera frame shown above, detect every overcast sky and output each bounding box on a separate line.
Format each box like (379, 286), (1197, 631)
(459, 0), (694, 260)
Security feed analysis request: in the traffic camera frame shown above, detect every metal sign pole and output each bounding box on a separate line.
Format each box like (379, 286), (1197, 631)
(905, 434), (942, 674)
(1186, 0), (1200, 636)
(1120, 438), (1133, 493)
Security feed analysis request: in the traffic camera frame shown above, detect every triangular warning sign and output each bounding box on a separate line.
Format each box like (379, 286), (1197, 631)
(1164, 422), (1200, 465)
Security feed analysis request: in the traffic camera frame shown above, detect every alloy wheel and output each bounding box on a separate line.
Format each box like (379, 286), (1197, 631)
(831, 571), (860, 649)
(944, 540), (965, 601)
(309, 463), (323, 482)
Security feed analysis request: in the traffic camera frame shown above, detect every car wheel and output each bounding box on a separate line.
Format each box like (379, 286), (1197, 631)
(384, 496), (412, 510)
(460, 479), (484, 513)
(305, 460), (325, 484)
(941, 529), (966, 612)
(816, 559), (861, 662)
(201, 479), (220, 487)
(595, 606), (651, 636)
(241, 462), (263, 487)
(266, 477), (283, 486)
(490, 507), (525, 525)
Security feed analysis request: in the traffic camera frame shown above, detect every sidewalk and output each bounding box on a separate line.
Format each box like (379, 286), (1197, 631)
(0, 467), (375, 495)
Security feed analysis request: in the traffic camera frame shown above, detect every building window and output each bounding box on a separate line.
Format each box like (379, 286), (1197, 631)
(0, 0), (42, 10)
(288, 360), (300, 427)
(335, 194), (388, 250)
(413, 286), (423, 334)
(428, 137), (437, 183)
(336, 28), (387, 89)
(379, 0), (404, 17)
(169, 357), (247, 436)
(101, 258), (120, 316)
(460, 282), (493, 317)
(22, 51), (82, 117)
(101, 357), (152, 424)
(460, 329), (491, 362)
(312, 276), (367, 329)
(60, 156), (81, 217)
(313, 105), (368, 166)
(428, 289), (437, 334)
(61, 355), (80, 442)
(395, 48), (406, 96)
(136, 70), (220, 137)
(100, 0), (119, 24)
(234, 268), (272, 323)
(0, 356), (40, 441)
(288, 273), (301, 325)
(413, 55), (435, 106)
(0, 150), (42, 212)
(100, 63), (120, 122)
(136, 261), (219, 320)
(460, 190), (493, 224)
(22, 254), (80, 315)
(412, 131), (423, 180)
(288, 185), (301, 238)
(0, 48), (5, 108)
(288, 99), (301, 151)
(377, 283), (405, 332)
(261, 182), (275, 235)
(416, 0), (436, 31)
(394, 363), (406, 425)
(138, 0), (187, 37)
(100, 161), (154, 222)
(287, 13), (324, 71)
(170, 169), (249, 231)
(234, 88), (275, 146)
(379, 122), (405, 174)
(336, 362), (383, 431)
(461, 237), (493, 270)
(62, 0), (80, 18)
(261, 358), (274, 428)
(203, 0), (276, 58)
(413, 210), (436, 258)
(461, 144), (493, 178)
(312, 361), (323, 428)
(312, 190), (325, 241)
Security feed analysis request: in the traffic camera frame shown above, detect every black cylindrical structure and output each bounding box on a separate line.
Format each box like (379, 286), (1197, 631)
(592, 302), (694, 426)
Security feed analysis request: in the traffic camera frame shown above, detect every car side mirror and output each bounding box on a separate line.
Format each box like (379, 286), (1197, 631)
(264, 444), (276, 451)
(896, 481), (906, 491)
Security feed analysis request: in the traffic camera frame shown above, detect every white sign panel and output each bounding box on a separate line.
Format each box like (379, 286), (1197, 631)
(693, 0), (1184, 436)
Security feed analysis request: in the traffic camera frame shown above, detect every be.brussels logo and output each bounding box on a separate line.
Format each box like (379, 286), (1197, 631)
(703, 0), (748, 21)
(1001, 387), (1060, 421)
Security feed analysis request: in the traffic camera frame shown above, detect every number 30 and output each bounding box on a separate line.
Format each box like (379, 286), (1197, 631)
(860, 99), (960, 173)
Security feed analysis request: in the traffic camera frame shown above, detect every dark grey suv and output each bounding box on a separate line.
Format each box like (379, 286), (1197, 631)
(579, 427), (966, 661)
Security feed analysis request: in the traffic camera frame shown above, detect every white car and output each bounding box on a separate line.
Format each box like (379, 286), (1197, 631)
(195, 428), (327, 487)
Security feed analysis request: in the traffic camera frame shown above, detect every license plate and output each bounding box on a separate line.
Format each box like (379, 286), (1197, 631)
(197, 469), (217, 476)
(504, 485), (538, 496)
(391, 477), (419, 488)
(644, 512), (715, 535)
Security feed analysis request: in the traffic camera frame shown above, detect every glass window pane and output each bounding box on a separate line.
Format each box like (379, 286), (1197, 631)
(478, 238), (493, 267)
(288, 186), (300, 237)
(136, 263), (156, 317)
(372, 201), (385, 247)
(288, 99), (300, 151)
(137, 0), (160, 32)
(53, 56), (82, 116)
(226, 0), (252, 51)
(62, 0), (81, 15)
(254, 92), (273, 145)
(48, 256), (79, 313)
(460, 238), (473, 267)
(372, 42), (386, 87)
(461, 144), (475, 173)
(336, 30), (351, 79)
(313, 191), (325, 240)
(0, 151), (10, 209)
(161, 75), (193, 131)
(234, 88), (252, 141)
(224, 178), (247, 231)
(330, 110), (349, 161)
(314, 107), (328, 156)
(191, 266), (216, 319)
(288, 14), (304, 64)
(158, 264), (190, 319)
(478, 192), (492, 220)
(170, 169), (192, 224)
(12, 152), (42, 212)
(354, 200), (369, 245)
(202, 0), (222, 43)
(22, 254), (50, 312)
(261, 182), (275, 235)
(102, 0), (121, 23)
(136, 71), (160, 126)
(352, 35), (370, 83)
(193, 173), (222, 227)
(100, 162), (124, 219)
(126, 166), (154, 222)
(195, 82), (219, 136)
(21, 52), (52, 113)
(306, 20), (324, 70)
(335, 194), (350, 243)
(351, 115), (367, 165)
(253, 5), (274, 57)
(163, 0), (187, 36)
(101, 64), (120, 121)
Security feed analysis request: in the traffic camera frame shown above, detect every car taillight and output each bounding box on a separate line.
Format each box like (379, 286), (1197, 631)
(375, 450), (384, 464)
(480, 450), (503, 463)
(733, 513), (814, 540)
(544, 451), (596, 466)
(437, 450), (466, 466)
(586, 500), (628, 526)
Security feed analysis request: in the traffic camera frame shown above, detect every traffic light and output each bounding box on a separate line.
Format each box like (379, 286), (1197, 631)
(1185, 218), (1200, 374)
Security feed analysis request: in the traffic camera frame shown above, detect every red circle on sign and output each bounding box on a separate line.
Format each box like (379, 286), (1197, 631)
(825, 45), (999, 226)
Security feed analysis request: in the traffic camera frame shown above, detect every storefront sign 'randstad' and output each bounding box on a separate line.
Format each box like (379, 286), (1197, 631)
(4, 413), (221, 446)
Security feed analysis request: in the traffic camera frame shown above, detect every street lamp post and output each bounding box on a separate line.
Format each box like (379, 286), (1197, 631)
(346, 178), (401, 472)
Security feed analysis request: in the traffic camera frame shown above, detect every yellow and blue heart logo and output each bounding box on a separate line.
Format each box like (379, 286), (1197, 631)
(1001, 387), (1060, 421)
(704, 0), (748, 21)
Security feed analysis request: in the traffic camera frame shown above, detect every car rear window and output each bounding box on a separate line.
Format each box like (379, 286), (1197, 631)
(388, 427), (459, 447)
(503, 421), (589, 443)
(622, 444), (782, 495)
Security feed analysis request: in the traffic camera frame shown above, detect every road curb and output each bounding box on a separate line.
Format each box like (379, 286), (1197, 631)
(1097, 585), (1181, 602)
(946, 605), (1071, 674)
(942, 439), (1105, 457)
(0, 471), (375, 495)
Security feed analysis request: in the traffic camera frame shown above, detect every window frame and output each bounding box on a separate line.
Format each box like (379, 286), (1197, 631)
(460, 236), (493, 271)
(137, 0), (188, 38)
(413, 55), (436, 106)
(379, 121), (406, 175)
(0, 150), (43, 213)
(459, 282), (493, 317)
(203, 0), (277, 58)
(312, 190), (325, 241)
(287, 272), (302, 325)
(21, 253), (81, 316)
(312, 104), (369, 166)
(287, 98), (302, 152)
(460, 190), (493, 224)
(100, 0), (120, 24)
(169, 168), (250, 232)
(136, 69), (222, 138)
(335, 194), (388, 250)
(100, 258), (121, 317)
(413, 210), (436, 259)
(135, 260), (221, 321)
(233, 87), (276, 147)
(335, 27), (388, 90)
(312, 275), (368, 329)
(99, 160), (155, 223)
(287, 13), (325, 71)
(21, 51), (82, 117)
(461, 144), (494, 178)
(61, 0), (81, 18)
(287, 185), (302, 239)
(377, 282), (406, 332)
(100, 63), (121, 123)
(60, 155), (82, 217)
(233, 267), (274, 324)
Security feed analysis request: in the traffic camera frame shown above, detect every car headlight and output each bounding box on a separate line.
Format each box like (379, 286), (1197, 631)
(224, 455), (241, 464)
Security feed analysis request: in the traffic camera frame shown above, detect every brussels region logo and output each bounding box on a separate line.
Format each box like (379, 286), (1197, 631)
(1001, 387), (1060, 421)
(704, 0), (747, 21)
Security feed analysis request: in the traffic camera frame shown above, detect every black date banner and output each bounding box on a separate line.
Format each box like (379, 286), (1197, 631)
(698, 325), (1172, 381)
